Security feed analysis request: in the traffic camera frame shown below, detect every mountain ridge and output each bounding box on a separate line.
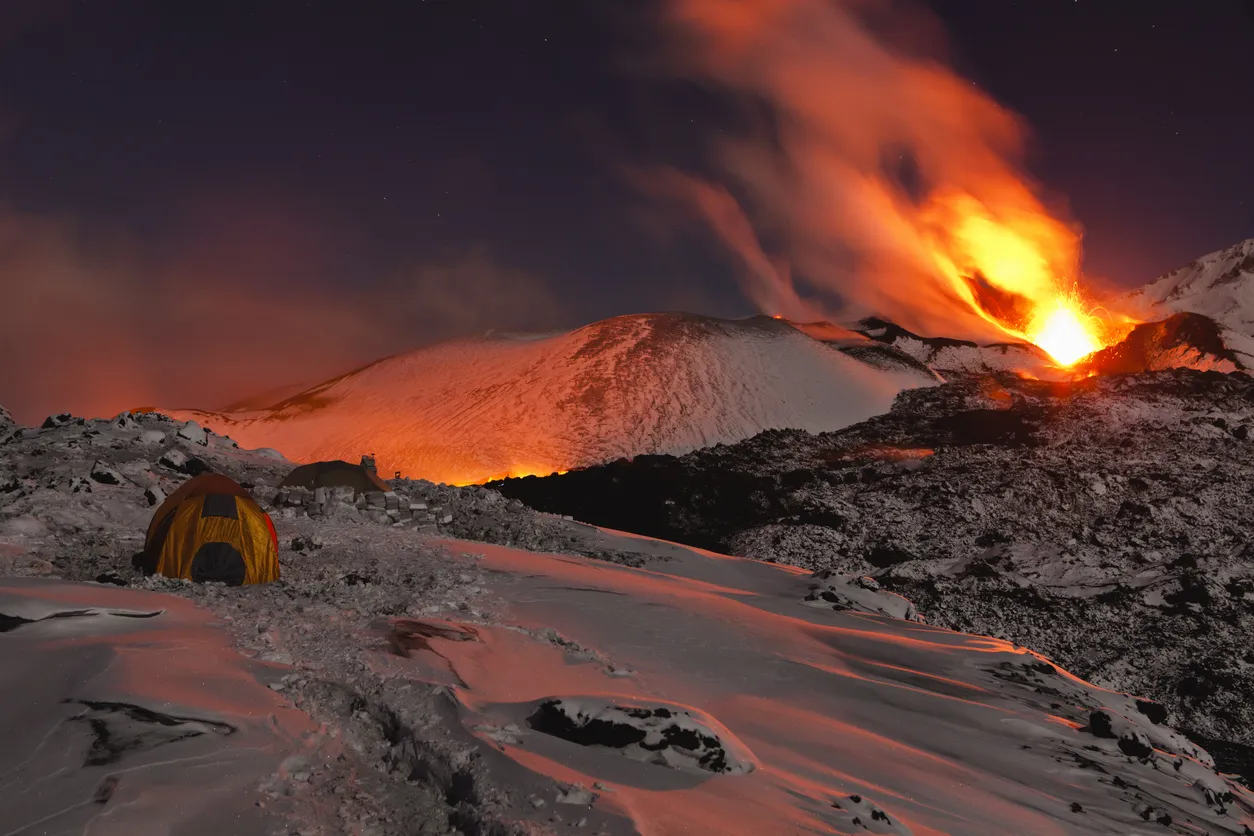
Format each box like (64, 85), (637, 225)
(162, 312), (931, 485)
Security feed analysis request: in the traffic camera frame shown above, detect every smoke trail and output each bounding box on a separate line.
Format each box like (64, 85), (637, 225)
(659, 0), (1084, 340)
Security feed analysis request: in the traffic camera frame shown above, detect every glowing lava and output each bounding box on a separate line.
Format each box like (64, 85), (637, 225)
(921, 189), (1133, 367)
(1025, 297), (1103, 367)
(458, 467), (570, 486)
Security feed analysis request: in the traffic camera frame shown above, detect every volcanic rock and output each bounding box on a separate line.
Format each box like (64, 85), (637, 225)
(524, 697), (753, 775)
(1, 401), (1251, 833)
(41, 413), (80, 429)
(138, 429), (167, 446)
(175, 420), (209, 446)
(492, 368), (1254, 762)
(158, 448), (189, 472)
(1080, 312), (1241, 375)
(89, 461), (125, 486)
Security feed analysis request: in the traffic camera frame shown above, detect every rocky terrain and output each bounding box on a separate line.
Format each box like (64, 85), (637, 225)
(492, 368), (1254, 778)
(4, 403), (1254, 834)
(0, 409), (667, 835)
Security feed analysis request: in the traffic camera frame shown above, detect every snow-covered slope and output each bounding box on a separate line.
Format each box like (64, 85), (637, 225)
(2, 413), (1251, 834)
(161, 313), (929, 485)
(494, 368), (1254, 767)
(1125, 238), (1254, 330)
(1122, 238), (1254, 365)
(849, 317), (1058, 379)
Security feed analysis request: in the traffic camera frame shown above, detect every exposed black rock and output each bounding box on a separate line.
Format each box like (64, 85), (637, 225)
(65, 699), (235, 767)
(1081, 312), (1241, 374)
(492, 369), (1254, 753)
(525, 698), (750, 775)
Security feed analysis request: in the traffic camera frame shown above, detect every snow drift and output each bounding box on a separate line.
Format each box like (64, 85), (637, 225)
(0, 577), (315, 836)
(161, 313), (928, 485)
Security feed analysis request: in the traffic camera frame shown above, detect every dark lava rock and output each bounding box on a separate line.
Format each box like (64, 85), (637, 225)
(491, 369), (1254, 755)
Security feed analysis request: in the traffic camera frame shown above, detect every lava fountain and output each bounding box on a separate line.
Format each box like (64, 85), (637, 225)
(921, 188), (1133, 366)
(660, 0), (1140, 369)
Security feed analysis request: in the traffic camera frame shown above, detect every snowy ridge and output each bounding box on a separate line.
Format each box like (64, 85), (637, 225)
(1124, 238), (1254, 329)
(851, 317), (1059, 379)
(161, 313), (929, 485)
(1122, 238), (1254, 366)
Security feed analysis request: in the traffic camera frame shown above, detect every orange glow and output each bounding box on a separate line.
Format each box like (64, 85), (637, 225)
(455, 467), (570, 486)
(661, 0), (1141, 369)
(920, 189), (1133, 366)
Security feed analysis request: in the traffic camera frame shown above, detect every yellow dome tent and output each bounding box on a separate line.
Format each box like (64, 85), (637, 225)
(140, 473), (280, 585)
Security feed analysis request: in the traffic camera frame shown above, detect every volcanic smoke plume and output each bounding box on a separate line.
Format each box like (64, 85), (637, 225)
(657, 0), (1130, 364)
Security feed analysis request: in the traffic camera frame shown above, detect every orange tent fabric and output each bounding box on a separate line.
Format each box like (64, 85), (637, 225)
(141, 473), (279, 585)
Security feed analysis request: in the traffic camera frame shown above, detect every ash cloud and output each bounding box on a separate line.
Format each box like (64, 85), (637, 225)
(652, 0), (1084, 340)
(0, 202), (563, 424)
(630, 167), (824, 321)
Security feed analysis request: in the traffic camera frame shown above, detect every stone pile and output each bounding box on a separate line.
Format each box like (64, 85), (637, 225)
(271, 485), (450, 530)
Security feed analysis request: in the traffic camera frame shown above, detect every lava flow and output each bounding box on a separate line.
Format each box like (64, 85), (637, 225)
(922, 190), (1133, 367)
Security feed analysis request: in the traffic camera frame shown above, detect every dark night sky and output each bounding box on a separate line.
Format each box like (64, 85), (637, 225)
(1, 0), (1252, 420)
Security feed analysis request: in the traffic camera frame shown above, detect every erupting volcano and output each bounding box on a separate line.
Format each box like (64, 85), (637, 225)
(161, 313), (928, 485)
(660, 0), (1142, 370)
(921, 189), (1136, 366)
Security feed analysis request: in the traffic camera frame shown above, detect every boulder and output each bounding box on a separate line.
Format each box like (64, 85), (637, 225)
(1087, 709), (1155, 759)
(144, 485), (166, 507)
(158, 449), (189, 471)
(41, 412), (77, 429)
(158, 448), (208, 476)
(176, 421), (209, 446)
(138, 430), (167, 446)
(89, 461), (126, 486)
(113, 413), (140, 431)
